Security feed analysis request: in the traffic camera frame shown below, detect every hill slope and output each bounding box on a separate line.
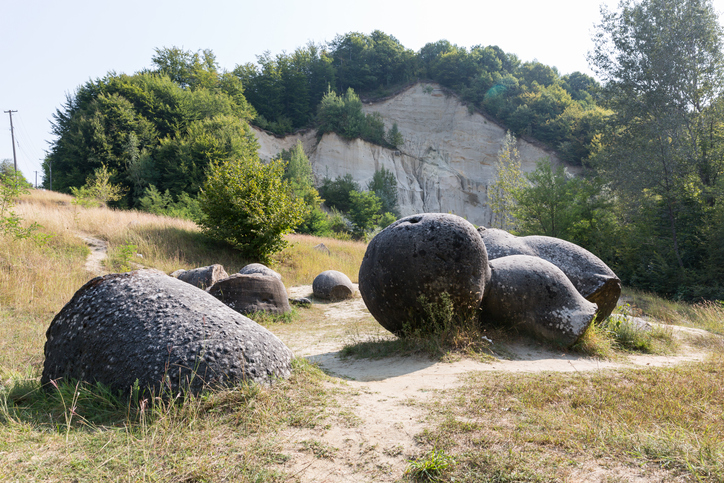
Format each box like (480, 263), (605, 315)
(254, 82), (571, 226)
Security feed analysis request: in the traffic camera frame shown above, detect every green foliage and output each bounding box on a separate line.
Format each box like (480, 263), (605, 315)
(0, 173), (46, 242)
(71, 164), (127, 208)
(0, 160), (32, 188)
(348, 190), (382, 237)
(107, 242), (138, 272)
(279, 141), (326, 234)
(137, 185), (201, 220)
(235, 43), (335, 134)
(405, 448), (456, 482)
(46, 51), (255, 205)
(385, 122), (404, 148)
(316, 87), (389, 146)
(367, 167), (399, 216)
(589, 0), (724, 298)
(319, 174), (360, 213)
(489, 131), (525, 230)
(198, 145), (306, 262)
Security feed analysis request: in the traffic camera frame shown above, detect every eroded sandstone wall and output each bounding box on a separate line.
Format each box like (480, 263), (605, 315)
(254, 83), (568, 226)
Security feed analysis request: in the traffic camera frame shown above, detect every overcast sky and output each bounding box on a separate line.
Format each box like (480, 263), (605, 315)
(3, 0), (723, 184)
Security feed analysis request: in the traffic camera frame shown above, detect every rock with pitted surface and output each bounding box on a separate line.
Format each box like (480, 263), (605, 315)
(313, 270), (355, 301)
(359, 213), (491, 335)
(478, 227), (621, 322)
(41, 269), (293, 396)
(209, 273), (291, 315)
(238, 263), (282, 281)
(171, 264), (229, 290)
(481, 255), (597, 346)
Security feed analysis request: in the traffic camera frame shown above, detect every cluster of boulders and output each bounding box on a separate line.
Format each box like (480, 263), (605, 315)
(42, 258), (358, 395)
(359, 213), (621, 347)
(41, 269), (293, 396)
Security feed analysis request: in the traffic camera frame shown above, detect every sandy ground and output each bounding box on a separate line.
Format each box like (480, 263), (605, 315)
(272, 285), (714, 482)
(78, 233), (108, 275)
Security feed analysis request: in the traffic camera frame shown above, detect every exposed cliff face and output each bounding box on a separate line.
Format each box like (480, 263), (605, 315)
(254, 83), (569, 227)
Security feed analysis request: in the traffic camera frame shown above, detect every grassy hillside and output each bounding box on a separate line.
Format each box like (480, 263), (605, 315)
(1, 190), (723, 482)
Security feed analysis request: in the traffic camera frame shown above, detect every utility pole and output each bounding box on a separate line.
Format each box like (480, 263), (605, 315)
(34, 171), (38, 188)
(4, 110), (18, 175)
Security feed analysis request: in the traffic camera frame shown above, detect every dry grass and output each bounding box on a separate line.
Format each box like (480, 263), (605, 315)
(418, 353), (724, 482)
(3, 189), (724, 482)
(271, 233), (367, 287)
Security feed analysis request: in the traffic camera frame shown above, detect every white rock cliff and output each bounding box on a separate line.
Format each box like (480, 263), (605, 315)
(254, 83), (570, 227)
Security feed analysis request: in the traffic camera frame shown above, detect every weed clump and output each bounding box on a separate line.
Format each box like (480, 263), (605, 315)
(342, 292), (494, 361)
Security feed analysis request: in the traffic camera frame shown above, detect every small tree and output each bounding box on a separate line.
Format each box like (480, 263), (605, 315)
(367, 167), (399, 216)
(386, 122), (404, 149)
(348, 190), (382, 237)
(319, 174), (360, 213)
(198, 154), (306, 262)
(0, 171), (45, 241)
(489, 132), (525, 230)
(71, 164), (127, 208)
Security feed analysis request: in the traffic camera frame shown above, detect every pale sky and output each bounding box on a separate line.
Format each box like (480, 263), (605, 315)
(2, 0), (723, 184)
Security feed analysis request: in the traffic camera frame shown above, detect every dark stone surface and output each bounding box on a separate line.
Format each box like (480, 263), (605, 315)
(209, 273), (291, 315)
(481, 255), (597, 347)
(171, 264), (229, 290)
(290, 297), (312, 307)
(478, 227), (621, 321)
(359, 213), (490, 335)
(238, 263), (282, 281)
(41, 269), (293, 396)
(312, 270), (355, 300)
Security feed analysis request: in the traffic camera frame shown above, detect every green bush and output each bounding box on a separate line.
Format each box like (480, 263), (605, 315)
(198, 153), (306, 262)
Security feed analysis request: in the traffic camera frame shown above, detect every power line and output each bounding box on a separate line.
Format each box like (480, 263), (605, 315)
(4, 110), (18, 174)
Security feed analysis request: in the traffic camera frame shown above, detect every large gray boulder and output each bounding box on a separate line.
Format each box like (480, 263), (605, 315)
(171, 264), (229, 290)
(238, 263), (282, 281)
(478, 227), (621, 322)
(359, 213), (491, 335)
(312, 270), (355, 300)
(41, 269), (293, 396)
(481, 255), (597, 347)
(209, 273), (291, 315)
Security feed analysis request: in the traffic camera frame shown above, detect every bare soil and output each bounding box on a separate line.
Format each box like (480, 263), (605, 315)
(271, 285), (713, 482)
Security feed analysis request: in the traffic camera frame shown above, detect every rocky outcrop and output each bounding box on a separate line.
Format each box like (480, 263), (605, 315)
(359, 213), (489, 335)
(312, 270), (355, 301)
(254, 83), (572, 226)
(209, 273), (291, 315)
(481, 255), (598, 346)
(41, 270), (293, 396)
(238, 263), (282, 281)
(478, 227), (621, 322)
(171, 264), (228, 290)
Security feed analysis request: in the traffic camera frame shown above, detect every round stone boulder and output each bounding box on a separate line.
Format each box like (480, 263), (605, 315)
(478, 227), (621, 322)
(41, 269), (293, 396)
(480, 255), (597, 347)
(209, 273), (291, 315)
(359, 213), (491, 335)
(238, 263), (282, 281)
(171, 264), (229, 290)
(313, 270), (355, 301)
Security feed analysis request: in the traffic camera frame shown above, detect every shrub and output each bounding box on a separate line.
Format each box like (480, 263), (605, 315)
(198, 155), (306, 262)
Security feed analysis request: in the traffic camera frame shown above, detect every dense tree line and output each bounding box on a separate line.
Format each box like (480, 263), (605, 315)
(236, 30), (606, 166)
(44, 48), (255, 208)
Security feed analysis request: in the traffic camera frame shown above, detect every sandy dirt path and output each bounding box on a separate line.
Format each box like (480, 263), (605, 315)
(271, 285), (714, 482)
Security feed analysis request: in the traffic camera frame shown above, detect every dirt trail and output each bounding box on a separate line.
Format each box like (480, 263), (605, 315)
(273, 285), (715, 482)
(78, 233), (108, 275)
